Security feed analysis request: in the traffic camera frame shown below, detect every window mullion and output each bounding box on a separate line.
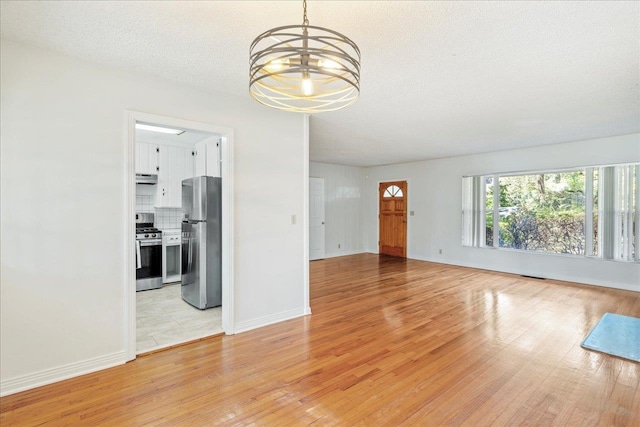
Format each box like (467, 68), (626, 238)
(493, 175), (499, 248)
(635, 165), (640, 262)
(472, 176), (482, 246)
(613, 167), (621, 260)
(598, 167), (604, 257)
(624, 166), (631, 260)
(601, 167), (615, 259)
(461, 178), (470, 246)
(480, 176), (486, 247)
(585, 167), (593, 257)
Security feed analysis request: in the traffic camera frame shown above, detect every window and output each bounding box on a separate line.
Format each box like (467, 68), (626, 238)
(497, 171), (586, 254)
(462, 163), (639, 262)
(383, 185), (403, 198)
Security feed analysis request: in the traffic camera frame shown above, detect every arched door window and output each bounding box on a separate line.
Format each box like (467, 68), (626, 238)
(383, 185), (403, 198)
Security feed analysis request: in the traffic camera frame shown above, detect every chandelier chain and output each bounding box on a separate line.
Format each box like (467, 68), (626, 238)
(302, 0), (309, 26)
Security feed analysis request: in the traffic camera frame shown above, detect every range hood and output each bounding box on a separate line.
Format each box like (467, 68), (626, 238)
(136, 174), (158, 185)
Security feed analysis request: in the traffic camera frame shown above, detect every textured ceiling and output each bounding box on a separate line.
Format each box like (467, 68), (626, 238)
(1, 1), (638, 166)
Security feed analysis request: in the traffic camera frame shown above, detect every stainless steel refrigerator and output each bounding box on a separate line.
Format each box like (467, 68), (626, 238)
(181, 176), (222, 309)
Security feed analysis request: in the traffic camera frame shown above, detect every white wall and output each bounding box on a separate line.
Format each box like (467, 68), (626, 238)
(0, 40), (307, 394)
(309, 162), (366, 258)
(364, 134), (640, 291)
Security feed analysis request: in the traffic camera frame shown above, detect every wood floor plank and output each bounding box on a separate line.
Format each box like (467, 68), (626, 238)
(1, 254), (639, 426)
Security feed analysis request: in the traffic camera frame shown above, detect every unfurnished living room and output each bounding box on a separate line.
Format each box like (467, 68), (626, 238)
(1, 1), (639, 426)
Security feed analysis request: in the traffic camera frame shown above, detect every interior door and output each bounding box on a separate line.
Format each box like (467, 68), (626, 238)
(379, 181), (407, 257)
(309, 177), (325, 260)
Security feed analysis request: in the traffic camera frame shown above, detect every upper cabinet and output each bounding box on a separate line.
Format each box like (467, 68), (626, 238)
(136, 136), (217, 209)
(194, 140), (206, 177)
(155, 145), (195, 208)
(135, 142), (159, 175)
(194, 137), (221, 177)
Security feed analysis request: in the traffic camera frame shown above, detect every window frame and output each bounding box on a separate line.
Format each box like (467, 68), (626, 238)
(462, 162), (639, 263)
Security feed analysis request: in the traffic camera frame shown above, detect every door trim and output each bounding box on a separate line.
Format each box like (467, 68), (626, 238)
(377, 178), (410, 258)
(124, 110), (235, 361)
(302, 114), (311, 315)
(309, 176), (326, 261)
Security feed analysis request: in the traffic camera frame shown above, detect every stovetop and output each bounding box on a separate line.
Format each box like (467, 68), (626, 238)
(136, 227), (161, 234)
(136, 224), (162, 240)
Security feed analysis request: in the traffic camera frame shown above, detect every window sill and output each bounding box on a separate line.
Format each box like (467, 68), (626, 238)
(468, 245), (639, 264)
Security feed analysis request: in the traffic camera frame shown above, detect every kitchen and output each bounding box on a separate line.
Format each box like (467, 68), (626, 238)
(134, 121), (223, 354)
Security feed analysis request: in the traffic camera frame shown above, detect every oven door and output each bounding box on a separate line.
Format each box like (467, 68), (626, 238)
(136, 239), (162, 290)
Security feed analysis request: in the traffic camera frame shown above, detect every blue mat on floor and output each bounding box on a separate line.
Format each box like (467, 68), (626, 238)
(581, 313), (640, 362)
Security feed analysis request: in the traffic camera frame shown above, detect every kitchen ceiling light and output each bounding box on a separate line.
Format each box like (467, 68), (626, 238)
(135, 123), (185, 135)
(249, 0), (361, 113)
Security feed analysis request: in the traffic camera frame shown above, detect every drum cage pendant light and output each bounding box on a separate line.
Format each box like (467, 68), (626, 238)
(249, 0), (361, 113)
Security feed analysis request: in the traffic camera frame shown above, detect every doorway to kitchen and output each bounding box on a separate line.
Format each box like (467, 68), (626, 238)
(125, 111), (234, 360)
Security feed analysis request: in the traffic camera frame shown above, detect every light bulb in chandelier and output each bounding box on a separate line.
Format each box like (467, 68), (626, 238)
(265, 58), (290, 71)
(317, 58), (341, 69)
(302, 76), (314, 95)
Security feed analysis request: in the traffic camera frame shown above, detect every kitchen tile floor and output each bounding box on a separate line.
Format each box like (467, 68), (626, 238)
(136, 283), (222, 354)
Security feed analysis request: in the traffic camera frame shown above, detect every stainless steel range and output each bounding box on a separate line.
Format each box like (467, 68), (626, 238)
(136, 212), (163, 291)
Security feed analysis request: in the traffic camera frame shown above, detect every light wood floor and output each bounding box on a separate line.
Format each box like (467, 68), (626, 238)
(2, 254), (639, 426)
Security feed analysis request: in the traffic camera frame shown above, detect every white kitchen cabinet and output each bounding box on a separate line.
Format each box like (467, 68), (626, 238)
(155, 145), (195, 208)
(185, 147), (195, 179)
(135, 142), (159, 175)
(194, 137), (220, 177)
(194, 140), (207, 177)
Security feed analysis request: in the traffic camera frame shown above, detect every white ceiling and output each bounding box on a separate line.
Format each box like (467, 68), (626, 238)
(2, 1), (638, 167)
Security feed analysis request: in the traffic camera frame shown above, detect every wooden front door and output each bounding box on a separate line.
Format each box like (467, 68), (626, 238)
(379, 181), (407, 257)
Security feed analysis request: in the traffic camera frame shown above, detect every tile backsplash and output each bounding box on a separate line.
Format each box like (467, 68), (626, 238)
(155, 208), (184, 230)
(136, 192), (184, 230)
(136, 195), (154, 213)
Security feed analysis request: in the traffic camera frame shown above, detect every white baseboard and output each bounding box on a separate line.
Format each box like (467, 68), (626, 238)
(234, 307), (308, 334)
(409, 254), (639, 293)
(359, 252), (637, 292)
(316, 249), (365, 260)
(0, 351), (126, 397)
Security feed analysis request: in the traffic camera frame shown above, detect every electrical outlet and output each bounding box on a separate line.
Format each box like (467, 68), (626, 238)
(438, 249), (442, 254)
(410, 211), (415, 216)
(338, 244), (341, 249)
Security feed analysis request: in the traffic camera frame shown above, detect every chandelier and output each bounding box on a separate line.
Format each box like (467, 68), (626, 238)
(249, 0), (361, 113)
